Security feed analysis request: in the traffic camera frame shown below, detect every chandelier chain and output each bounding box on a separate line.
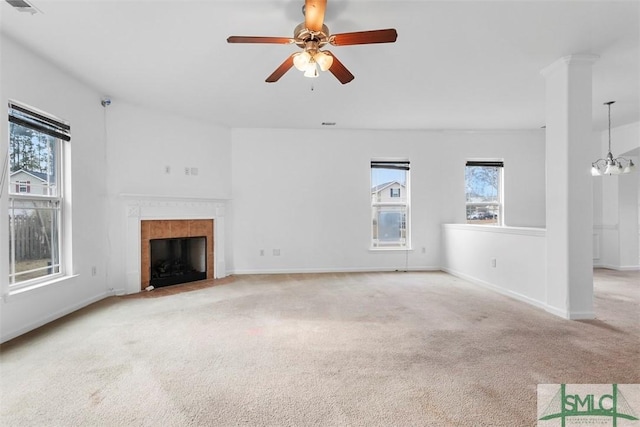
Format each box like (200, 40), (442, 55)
(608, 102), (612, 153)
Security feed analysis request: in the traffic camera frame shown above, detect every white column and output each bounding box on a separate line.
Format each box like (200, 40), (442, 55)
(541, 54), (598, 319)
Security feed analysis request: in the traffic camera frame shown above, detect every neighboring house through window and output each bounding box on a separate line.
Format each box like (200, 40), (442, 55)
(10, 169), (51, 195)
(371, 160), (410, 248)
(7, 101), (70, 288)
(465, 160), (503, 225)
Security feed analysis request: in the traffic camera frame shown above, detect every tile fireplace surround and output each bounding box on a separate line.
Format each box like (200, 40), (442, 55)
(141, 219), (214, 290)
(123, 196), (226, 295)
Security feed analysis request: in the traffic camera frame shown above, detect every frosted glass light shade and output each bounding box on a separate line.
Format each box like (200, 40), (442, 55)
(314, 51), (333, 71)
(622, 160), (635, 174)
(293, 52), (311, 71)
(605, 162), (622, 175)
(304, 62), (319, 78)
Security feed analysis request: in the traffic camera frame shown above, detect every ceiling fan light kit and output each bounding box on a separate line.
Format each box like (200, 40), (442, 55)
(227, 0), (397, 84)
(591, 101), (636, 176)
(292, 40), (334, 76)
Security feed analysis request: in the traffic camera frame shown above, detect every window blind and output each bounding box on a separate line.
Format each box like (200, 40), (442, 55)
(466, 160), (503, 168)
(8, 102), (71, 141)
(371, 160), (410, 170)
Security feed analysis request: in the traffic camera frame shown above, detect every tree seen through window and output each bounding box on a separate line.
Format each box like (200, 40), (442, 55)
(465, 161), (503, 225)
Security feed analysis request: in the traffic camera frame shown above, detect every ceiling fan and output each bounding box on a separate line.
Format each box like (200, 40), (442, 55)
(227, 0), (397, 84)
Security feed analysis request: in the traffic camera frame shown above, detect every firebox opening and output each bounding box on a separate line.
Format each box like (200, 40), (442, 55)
(150, 236), (207, 288)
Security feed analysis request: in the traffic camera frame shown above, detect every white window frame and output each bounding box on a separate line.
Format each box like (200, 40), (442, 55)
(371, 159), (411, 250)
(465, 160), (504, 226)
(7, 101), (70, 291)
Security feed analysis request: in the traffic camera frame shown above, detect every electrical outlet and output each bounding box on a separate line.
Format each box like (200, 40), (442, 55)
(190, 167), (199, 176)
(273, 249), (280, 256)
(91, 266), (97, 276)
(184, 167), (190, 175)
(260, 249), (264, 256)
(421, 247), (426, 254)
(164, 165), (171, 174)
(491, 258), (497, 268)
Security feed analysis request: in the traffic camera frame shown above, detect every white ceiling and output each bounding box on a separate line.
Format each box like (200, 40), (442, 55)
(1, 0), (638, 131)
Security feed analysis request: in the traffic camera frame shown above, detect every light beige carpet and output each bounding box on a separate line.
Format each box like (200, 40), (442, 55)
(1, 270), (638, 426)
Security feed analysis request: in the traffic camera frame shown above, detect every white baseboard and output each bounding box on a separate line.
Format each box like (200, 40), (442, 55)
(441, 267), (549, 312)
(544, 305), (570, 319)
(229, 266), (441, 275)
(567, 310), (596, 320)
(594, 264), (640, 271)
(544, 307), (594, 320)
(598, 264), (640, 271)
(442, 268), (600, 320)
(1, 292), (110, 344)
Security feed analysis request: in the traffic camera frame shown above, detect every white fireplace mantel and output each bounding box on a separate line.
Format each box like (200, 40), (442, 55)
(122, 195), (227, 294)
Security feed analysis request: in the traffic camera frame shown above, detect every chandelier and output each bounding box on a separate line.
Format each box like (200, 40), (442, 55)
(591, 101), (635, 176)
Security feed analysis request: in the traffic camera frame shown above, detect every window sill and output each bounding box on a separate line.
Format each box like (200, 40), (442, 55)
(7, 274), (79, 299)
(369, 247), (413, 252)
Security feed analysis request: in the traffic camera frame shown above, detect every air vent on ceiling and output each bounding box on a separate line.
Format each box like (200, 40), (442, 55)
(6, 0), (40, 14)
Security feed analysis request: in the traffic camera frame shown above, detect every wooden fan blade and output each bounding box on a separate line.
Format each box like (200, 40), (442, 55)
(304, 0), (326, 32)
(324, 51), (354, 84)
(227, 36), (294, 44)
(266, 55), (296, 83)
(330, 29), (398, 46)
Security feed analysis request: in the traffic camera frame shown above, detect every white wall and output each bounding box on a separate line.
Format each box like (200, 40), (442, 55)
(104, 101), (231, 200)
(593, 121), (640, 270)
(230, 128), (545, 274)
(0, 35), (234, 341)
(441, 224), (546, 309)
(102, 100), (232, 294)
(1, 35), (110, 342)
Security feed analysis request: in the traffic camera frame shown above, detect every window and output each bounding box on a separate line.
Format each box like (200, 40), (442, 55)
(16, 180), (30, 193)
(371, 160), (410, 248)
(465, 160), (503, 225)
(8, 101), (70, 288)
